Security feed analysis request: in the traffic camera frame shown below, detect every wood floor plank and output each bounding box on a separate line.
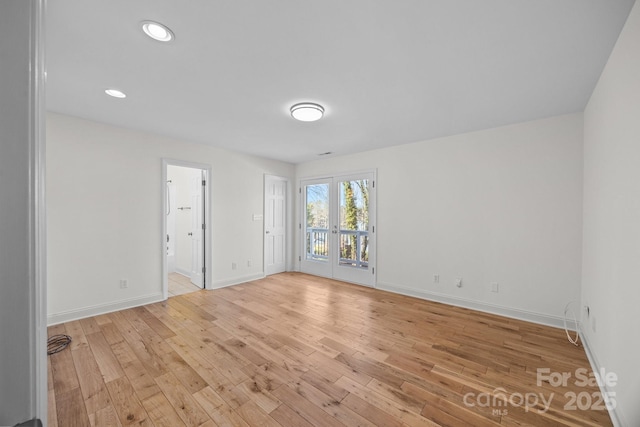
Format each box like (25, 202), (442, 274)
(49, 272), (613, 427)
(366, 378), (426, 414)
(224, 337), (270, 366)
(292, 378), (377, 427)
(141, 392), (187, 427)
(50, 341), (80, 394)
(154, 371), (210, 426)
(93, 405), (123, 427)
(109, 311), (170, 379)
(80, 317), (102, 336)
(71, 345), (111, 415)
(167, 335), (251, 409)
(270, 384), (345, 427)
(236, 400), (283, 427)
(109, 340), (161, 401)
(194, 386), (251, 427)
(236, 379), (282, 413)
(65, 320), (89, 351)
(56, 387), (91, 427)
(299, 369), (349, 402)
(99, 322), (125, 346)
(136, 305), (176, 339)
(47, 384), (59, 427)
(158, 350), (208, 394)
(269, 403), (316, 427)
(341, 393), (405, 427)
(105, 376), (149, 426)
(86, 332), (125, 383)
(335, 375), (439, 427)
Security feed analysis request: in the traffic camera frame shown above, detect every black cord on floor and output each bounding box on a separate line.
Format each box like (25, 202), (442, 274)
(47, 334), (72, 355)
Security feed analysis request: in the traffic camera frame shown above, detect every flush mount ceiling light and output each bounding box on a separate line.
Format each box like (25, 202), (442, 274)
(141, 20), (174, 42)
(105, 88), (126, 98)
(290, 102), (325, 122)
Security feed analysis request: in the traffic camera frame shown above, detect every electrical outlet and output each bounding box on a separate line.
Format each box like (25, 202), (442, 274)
(491, 282), (499, 293)
(456, 278), (463, 288)
(232, 262), (237, 270)
(119, 279), (128, 289)
(433, 274), (439, 284)
(247, 260), (252, 267)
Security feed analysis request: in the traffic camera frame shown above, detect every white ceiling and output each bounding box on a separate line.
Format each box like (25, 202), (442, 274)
(46, 0), (635, 164)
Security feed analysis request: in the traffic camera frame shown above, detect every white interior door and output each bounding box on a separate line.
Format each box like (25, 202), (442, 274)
(190, 171), (204, 288)
(300, 172), (376, 287)
(265, 176), (287, 275)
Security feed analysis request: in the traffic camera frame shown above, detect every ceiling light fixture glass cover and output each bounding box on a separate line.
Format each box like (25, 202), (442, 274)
(141, 21), (174, 42)
(290, 102), (325, 122)
(105, 89), (126, 98)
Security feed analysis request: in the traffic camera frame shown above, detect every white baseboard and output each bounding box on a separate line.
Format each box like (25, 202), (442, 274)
(579, 329), (624, 427)
(47, 273), (266, 325)
(376, 281), (578, 330)
(47, 293), (164, 326)
(211, 273), (266, 289)
(174, 267), (190, 278)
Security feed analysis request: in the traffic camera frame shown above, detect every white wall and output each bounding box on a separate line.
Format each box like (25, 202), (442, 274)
(0, 1), (46, 425)
(47, 113), (294, 324)
(582, 1), (640, 425)
(296, 114), (584, 326)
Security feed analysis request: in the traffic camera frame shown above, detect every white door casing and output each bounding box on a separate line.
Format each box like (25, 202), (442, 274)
(264, 176), (287, 275)
(190, 171), (204, 288)
(162, 158), (211, 300)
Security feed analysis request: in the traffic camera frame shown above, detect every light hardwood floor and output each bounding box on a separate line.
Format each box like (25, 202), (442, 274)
(169, 272), (201, 297)
(48, 273), (612, 426)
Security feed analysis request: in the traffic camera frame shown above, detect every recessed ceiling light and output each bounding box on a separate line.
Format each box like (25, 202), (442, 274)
(141, 21), (174, 42)
(290, 102), (325, 122)
(105, 89), (126, 98)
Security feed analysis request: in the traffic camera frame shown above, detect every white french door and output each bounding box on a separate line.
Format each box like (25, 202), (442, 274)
(300, 171), (376, 287)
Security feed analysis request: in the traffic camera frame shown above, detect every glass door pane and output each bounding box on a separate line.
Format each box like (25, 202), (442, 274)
(338, 179), (369, 269)
(305, 183), (330, 262)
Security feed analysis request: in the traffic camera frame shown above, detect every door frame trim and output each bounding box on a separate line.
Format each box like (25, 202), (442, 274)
(263, 174), (292, 275)
(31, 0), (47, 421)
(162, 159), (212, 299)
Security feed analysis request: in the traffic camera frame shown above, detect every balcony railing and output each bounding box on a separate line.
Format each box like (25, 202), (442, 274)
(305, 227), (369, 268)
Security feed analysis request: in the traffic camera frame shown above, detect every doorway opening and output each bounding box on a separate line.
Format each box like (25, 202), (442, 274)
(162, 159), (211, 299)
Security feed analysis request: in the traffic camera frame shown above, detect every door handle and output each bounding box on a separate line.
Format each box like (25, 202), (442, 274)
(265, 231), (270, 234)
(188, 232), (193, 236)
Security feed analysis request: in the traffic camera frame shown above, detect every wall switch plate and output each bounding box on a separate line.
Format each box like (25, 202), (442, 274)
(232, 262), (237, 270)
(491, 282), (499, 292)
(119, 279), (128, 289)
